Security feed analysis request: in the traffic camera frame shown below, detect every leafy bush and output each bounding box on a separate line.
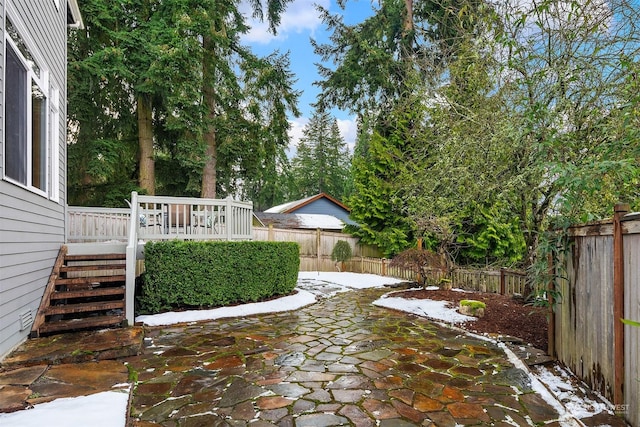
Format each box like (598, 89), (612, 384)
(454, 202), (526, 266)
(389, 248), (445, 286)
(331, 240), (353, 271)
(137, 240), (299, 314)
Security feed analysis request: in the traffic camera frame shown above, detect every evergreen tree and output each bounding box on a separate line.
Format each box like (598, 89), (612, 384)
(67, 0), (297, 204)
(289, 110), (351, 200)
(347, 96), (421, 257)
(313, 0), (487, 255)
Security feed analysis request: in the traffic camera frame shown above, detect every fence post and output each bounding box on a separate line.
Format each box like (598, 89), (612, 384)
(500, 268), (506, 295)
(613, 202), (629, 405)
(316, 228), (322, 271)
(382, 258), (387, 276)
(268, 224), (274, 241)
(547, 252), (556, 358)
(417, 237), (423, 250)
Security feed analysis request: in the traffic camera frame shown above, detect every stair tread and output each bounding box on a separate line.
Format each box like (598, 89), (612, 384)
(56, 275), (126, 285)
(50, 287), (125, 300)
(61, 263), (126, 272)
(65, 253), (126, 261)
(37, 315), (125, 333)
(45, 300), (124, 315)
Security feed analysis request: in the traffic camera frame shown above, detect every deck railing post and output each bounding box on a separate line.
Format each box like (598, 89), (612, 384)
(226, 197), (233, 240)
(125, 191), (139, 326)
(613, 202), (629, 405)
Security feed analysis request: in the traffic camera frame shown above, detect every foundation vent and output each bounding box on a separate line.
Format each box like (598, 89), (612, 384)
(19, 310), (34, 331)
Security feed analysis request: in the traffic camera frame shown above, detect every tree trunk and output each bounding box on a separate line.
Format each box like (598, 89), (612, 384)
(201, 35), (217, 199)
(400, 0), (414, 61)
(404, 0), (413, 34)
(137, 94), (155, 195)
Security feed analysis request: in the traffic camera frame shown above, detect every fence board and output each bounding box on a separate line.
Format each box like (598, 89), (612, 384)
(252, 226), (379, 258)
(624, 232), (640, 427)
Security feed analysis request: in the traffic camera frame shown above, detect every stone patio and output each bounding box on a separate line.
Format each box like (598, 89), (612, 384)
(0, 286), (628, 426)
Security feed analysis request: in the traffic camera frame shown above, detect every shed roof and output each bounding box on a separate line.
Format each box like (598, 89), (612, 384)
(255, 212), (345, 230)
(265, 193), (350, 214)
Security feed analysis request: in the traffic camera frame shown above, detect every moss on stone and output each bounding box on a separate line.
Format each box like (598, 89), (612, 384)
(460, 300), (486, 310)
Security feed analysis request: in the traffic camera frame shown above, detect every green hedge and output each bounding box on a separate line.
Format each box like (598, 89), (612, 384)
(137, 240), (300, 314)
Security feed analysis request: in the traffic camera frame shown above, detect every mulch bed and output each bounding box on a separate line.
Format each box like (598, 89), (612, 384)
(392, 288), (549, 351)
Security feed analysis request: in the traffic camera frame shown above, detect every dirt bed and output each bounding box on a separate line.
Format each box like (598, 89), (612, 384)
(392, 288), (549, 351)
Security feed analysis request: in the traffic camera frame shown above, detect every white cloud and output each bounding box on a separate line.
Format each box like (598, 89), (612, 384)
(337, 118), (357, 153)
(241, 0), (330, 44)
(286, 116), (309, 157)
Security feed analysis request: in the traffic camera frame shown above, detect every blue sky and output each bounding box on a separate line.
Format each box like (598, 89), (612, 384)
(241, 1), (374, 153)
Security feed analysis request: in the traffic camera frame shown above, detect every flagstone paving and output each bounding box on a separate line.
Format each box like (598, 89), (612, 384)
(0, 285), (627, 426)
(124, 287), (573, 426)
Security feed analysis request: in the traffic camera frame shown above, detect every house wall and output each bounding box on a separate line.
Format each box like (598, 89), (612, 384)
(0, 0), (68, 359)
(293, 198), (355, 225)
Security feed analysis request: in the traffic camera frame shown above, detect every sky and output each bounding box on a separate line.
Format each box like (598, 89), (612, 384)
(239, 0), (375, 154)
(0, 271), (613, 426)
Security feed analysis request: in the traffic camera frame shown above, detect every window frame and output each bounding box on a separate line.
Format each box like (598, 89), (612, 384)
(3, 11), (53, 200)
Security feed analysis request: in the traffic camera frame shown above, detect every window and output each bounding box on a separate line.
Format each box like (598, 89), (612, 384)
(4, 16), (50, 195)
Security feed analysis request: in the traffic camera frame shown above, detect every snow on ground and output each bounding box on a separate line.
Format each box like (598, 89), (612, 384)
(533, 363), (614, 420)
(136, 289), (317, 327)
(373, 294), (476, 324)
(136, 272), (405, 326)
(298, 271), (405, 290)
(0, 388), (130, 427)
(498, 343), (583, 426)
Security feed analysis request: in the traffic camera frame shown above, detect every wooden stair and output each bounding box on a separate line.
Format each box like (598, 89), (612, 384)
(31, 246), (127, 337)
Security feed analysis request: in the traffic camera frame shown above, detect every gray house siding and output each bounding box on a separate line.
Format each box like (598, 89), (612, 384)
(293, 198), (355, 225)
(0, 0), (68, 359)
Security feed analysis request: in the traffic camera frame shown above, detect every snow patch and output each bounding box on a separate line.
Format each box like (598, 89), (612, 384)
(136, 289), (317, 326)
(0, 389), (130, 427)
(373, 295), (476, 324)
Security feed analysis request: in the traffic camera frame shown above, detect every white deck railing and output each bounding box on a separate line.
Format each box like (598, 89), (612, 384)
(67, 192), (254, 325)
(67, 206), (131, 242)
(135, 194), (253, 241)
(67, 193), (254, 243)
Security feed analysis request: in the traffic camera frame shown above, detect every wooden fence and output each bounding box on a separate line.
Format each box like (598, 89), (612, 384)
(552, 204), (639, 426)
(253, 226), (382, 259)
(255, 226), (528, 295)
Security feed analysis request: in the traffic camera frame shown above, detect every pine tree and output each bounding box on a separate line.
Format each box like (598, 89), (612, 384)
(290, 110), (351, 200)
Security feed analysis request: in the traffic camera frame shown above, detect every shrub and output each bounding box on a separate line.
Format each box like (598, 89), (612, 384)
(389, 248), (445, 286)
(331, 240), (353, 272)
(137, 240), (300, 314)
